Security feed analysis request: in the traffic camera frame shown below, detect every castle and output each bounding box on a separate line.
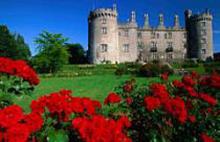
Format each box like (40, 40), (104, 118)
(88, 4), (213, 64)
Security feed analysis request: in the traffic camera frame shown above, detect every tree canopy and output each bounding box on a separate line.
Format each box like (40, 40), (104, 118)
(65, 43), (88, 64)
(0, 25), (31, 60)
(32, 31), (69, 73)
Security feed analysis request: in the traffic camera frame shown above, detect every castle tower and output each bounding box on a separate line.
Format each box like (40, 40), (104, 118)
(88, 5), (119, 64)
(185, 9), (213, 60)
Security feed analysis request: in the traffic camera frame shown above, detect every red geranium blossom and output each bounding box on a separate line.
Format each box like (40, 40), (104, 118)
(0, 57), (39, 85)
(150, 83), (170, 101)
(31, 90), (102, 121)
(72, 115), (131, 142)
(199, 93), (217, 106)
(144, 96), (161, 111)
(188, 115), (196, 123)
(123, 83), (133, 93)
(173, 80), (184, 88)
(104, 92), (121, 105)
(164, 97), (188, 124)
(161, 72), (169, 81)
(125, 97), (133, 105)
(0, 105), (43, 142)
(182, 75), (195, 87)
(200, 133), (215, 142)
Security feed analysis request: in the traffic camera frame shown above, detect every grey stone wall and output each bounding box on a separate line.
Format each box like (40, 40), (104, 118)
(88, 6), (214, 64)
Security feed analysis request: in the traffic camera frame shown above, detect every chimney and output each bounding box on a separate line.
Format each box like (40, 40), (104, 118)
(174, 14), (180, 29)
(158, 13), (165, 29)
(144, 14), (150, 29)
(130, 11), (136, 23)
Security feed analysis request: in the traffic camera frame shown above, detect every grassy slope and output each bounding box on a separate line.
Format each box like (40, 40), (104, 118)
(14, 74), (180, 112)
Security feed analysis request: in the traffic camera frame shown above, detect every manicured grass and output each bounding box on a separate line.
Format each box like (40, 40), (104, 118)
(14, 74), (180, 112)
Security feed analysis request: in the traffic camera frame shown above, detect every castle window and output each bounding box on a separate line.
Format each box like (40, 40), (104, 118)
(100, 44), (108, 52)
(201, 22), (206, 27)
(157, 33), (160, 39)
(201, 38), (207, 44)
(123, 44), (129, 52)
(102, 27), (107, 34)
(164, 33), (167, 39)
(167, 42), (173, 48)
(102, 18), (107, 24)
(151, 42), (157, 48)
(124, 29), (129, 37)
(166, 42), (173, 52)
(150, 42), (157, 52)
(168, 32), (172, 39)
(138, 32), (142, 38)
(167, 54), (173, 60)
(201, 30), (207, 36)
(152, 53), (158, 60)
(202, 49), (206, 54)
(184, 33), (187, 38)
(151, 32), (156, 39)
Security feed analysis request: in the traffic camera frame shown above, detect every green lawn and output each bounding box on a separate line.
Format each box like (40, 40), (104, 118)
(14, 74), (180, 112)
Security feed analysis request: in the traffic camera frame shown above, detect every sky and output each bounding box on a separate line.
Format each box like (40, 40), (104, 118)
(0, 0), (220, 55)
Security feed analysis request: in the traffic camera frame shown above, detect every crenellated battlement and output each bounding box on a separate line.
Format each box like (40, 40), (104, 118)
(88, 8), (117, 20)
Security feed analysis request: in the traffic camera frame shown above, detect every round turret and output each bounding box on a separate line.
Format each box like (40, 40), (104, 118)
(88, 6), (119, 64)
(185, 10), (213, 60)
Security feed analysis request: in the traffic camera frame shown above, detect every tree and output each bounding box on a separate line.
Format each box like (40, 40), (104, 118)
(65, 43), (87, 64)
(33, 31), (69, 73)
(0, 25), (31, 60)
(14, 34), (31, 60)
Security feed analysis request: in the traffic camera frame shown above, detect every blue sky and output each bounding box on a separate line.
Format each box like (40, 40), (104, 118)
(0, 0), (220, 55)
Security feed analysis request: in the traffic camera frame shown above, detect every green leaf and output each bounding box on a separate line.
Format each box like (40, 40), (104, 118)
(47, 130), (69, 142)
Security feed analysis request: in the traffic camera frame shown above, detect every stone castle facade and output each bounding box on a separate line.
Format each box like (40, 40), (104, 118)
(88, 4), (213, 64)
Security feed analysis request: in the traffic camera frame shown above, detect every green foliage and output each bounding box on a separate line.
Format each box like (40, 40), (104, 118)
(115, 64), (128, 76)
(65, 43), (87, 64)
(0, 74), (35, 108)
(33, 31), (69, 73)
(182, 60), (199, 68)
(204, 62), (220, 73)
(139, 63), (174, 77)
(0, 25), (31, 60)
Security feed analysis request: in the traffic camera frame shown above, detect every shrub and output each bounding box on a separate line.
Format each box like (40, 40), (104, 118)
(103, 71), (219, 142)
(139, 63), (173, 77)
(182, 60), (199, 68)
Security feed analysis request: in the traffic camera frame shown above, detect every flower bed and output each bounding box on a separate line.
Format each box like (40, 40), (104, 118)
(0, 57), (219, 142)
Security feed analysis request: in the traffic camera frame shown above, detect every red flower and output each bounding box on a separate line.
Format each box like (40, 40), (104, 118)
(30, 90), (102, 121)
(188, 115), (196, 123)
(164, 97), (188, 124)
(161, 72), (169, 81)
(0, 57), (39, 85)
(72, 115), (131, 142)
(104, 92), (121, 105)
(150, 83), (170, 101)
(191, 71), (199, 79)
(200, 133), (215, 142)
(184, 86), (198, 97)
(125, 97), (133, 105)
(182, 75), (195, 86)
(200, 73), (220, 89)
(144, 96), (161, 111)
(123, 83), (133, 93)
(199, 93), (217, 106)
(23, 112), (43, 133)
(173, 80), (184, 88)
